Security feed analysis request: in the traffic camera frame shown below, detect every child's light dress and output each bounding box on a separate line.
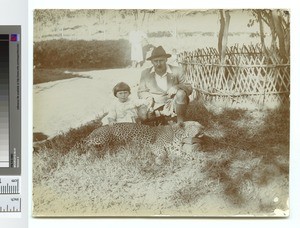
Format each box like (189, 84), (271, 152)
(106, 98), (148, 123)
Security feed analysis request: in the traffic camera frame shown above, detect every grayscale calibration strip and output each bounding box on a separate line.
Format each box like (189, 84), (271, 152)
(0, 26), (21, 176)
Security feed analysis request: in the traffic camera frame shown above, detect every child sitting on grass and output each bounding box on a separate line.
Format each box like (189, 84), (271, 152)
(107, 82), (149, 124)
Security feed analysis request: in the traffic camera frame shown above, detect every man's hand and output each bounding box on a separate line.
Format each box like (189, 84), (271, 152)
(137, 105), (148, 120)
(167, 86), (178, 98)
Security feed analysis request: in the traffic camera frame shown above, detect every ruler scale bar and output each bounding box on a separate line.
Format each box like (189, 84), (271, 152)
(0, 177), (22, 214)
(0, 194), (21, 212)
(0, 177), (21, 194)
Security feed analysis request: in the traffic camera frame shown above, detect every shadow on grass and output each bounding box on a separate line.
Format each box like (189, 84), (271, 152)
(188, 100), (290, 206)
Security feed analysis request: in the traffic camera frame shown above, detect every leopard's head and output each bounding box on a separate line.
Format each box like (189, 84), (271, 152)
(171, 121), (204, 142)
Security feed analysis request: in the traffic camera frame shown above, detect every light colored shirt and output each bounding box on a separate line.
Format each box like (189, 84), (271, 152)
(155, 73), (168, 91)
(138, 64), (193, 110)
(150, 65), (173, 92)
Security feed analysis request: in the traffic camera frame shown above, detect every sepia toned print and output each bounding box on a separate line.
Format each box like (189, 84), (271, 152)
(32, 9), (289, 217)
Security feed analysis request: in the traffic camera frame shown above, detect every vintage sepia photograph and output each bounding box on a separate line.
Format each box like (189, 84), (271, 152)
(32, 9), (290, 217)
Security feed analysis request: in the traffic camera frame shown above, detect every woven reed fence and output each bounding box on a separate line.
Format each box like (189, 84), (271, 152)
(178, 44), (290, 108)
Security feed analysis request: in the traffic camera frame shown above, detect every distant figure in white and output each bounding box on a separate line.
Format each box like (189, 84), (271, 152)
(129, 25), (148, 68)
(169, 48), (179, 66)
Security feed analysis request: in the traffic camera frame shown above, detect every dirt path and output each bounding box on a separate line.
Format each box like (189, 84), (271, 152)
(33, 67), (147, 138)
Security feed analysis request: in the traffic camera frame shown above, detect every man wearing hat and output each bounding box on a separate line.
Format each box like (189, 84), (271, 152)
(138, 46), (192, 123)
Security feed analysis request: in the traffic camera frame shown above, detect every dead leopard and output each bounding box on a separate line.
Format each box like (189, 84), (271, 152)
(80, 121), (204, 163)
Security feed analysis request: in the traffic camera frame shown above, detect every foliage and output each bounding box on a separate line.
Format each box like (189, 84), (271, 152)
(248, 9), (290, 63)
(147, 31), (173, 38)
(34, 39), (131, 69)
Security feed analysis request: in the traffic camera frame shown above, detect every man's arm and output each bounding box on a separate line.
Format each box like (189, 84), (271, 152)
(172, 65), (193, 96)
(138, 70), (153, 99)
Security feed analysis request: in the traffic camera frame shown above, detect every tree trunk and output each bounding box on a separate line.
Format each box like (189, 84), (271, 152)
(218, 10), (230, 63)
(218, 10), (225, 61)
(217, 10), (231, 90)
(266, 11), (277, 53)
(221, 11), (230, 62)
(272, 10), (288, 63)
(256, 10), (272, 62)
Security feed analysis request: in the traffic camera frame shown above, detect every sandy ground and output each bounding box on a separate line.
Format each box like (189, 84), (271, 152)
(33, 67), (151, 137)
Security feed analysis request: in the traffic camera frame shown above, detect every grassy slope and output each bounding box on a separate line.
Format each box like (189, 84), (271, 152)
(32, 101), (289, 217)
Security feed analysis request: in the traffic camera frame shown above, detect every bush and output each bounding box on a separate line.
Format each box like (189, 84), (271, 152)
(34, 39), (131, 69)
(147, 31), (173, 38)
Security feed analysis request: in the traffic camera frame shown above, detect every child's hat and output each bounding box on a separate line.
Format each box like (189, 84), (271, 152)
(113, 82), (131, 97)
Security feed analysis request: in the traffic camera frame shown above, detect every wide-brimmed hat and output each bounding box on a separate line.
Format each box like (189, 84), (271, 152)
(146, 46), (171, 61)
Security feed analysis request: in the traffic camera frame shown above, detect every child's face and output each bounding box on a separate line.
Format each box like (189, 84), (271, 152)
(116, 91), (130, 103)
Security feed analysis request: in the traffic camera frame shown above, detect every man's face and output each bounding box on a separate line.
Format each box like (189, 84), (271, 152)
(151, 57), (167, 75)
